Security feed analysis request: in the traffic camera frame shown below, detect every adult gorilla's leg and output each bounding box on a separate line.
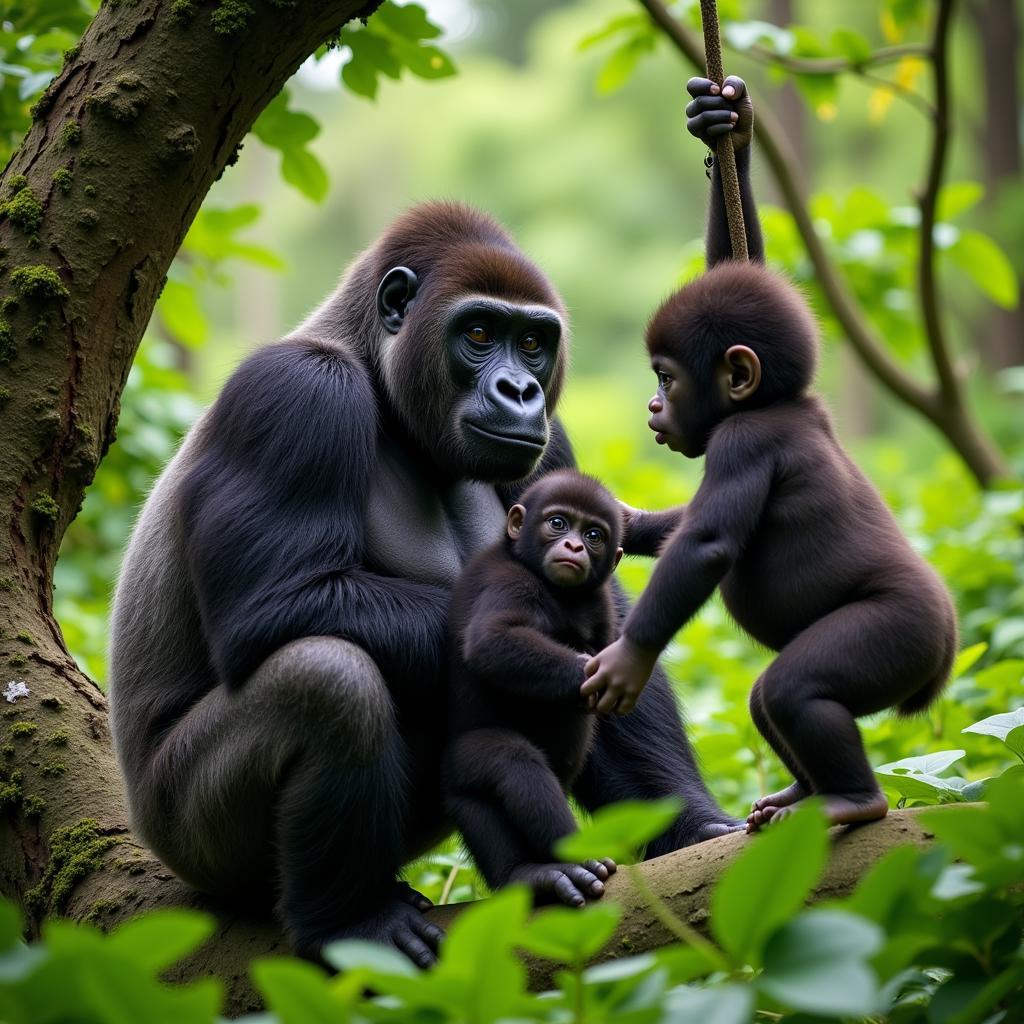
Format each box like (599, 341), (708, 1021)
(140, 637), (442, 964)
(573, 664), (740, 854)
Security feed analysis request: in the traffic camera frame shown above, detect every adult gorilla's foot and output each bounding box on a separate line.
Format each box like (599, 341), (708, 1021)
(394, 880), (434, 913)
(297, 898), (445, 969)
(510, 859), (616, 908)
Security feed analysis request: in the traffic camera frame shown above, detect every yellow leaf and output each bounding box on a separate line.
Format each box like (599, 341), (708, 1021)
(895, 55), (925, 90)
(869, 87), (894, 123)
(881, 8), (903, 43)
(816, 101), (838, 122)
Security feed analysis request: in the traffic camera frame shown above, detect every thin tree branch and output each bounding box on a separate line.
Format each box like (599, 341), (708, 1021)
(744, 41), (931, 76)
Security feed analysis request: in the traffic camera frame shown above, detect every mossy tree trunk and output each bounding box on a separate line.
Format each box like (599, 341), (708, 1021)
(0, 0), (377, 1009)
(0, 1), (947, 1016)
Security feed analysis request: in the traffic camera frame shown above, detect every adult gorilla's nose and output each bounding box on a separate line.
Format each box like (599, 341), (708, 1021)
(491, 373), (545, 419)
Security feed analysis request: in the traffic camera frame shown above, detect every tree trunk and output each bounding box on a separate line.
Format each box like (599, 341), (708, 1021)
(0, 0), (376, 1006)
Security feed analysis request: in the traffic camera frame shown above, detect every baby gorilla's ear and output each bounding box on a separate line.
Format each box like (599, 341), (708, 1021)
(723, 345), (761, 402)
(612, 547), (624, 571)
(507, 504), (527, 540)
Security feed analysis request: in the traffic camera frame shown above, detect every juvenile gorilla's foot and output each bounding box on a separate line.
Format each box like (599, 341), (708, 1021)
(296, 897), (445, 969)
(510, 858), (617, 908)
(750, 790), (889, 832)
(691, 821), (746, 843)
(746, 781), (809, 833)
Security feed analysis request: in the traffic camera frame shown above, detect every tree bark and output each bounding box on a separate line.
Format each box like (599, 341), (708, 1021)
(0, 0), (375, 1008)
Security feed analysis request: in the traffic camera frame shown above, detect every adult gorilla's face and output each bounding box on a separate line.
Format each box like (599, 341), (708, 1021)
(374, 242), (568, 483)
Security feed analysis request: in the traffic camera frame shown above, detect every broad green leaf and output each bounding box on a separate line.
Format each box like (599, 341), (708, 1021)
(875, 750), (966, 777)
(341, 27), (403, 82)
(388, 37), (456, 81)
(710, 801), (828, 966)
(323, 939), (417, 978)
(106, 910), (215, 974)
(663, 983), (754, 1024)
(158, 280), (208, 349)
(582, 952), (657, 983)
(873, 769), (966, 803)
(281, 149), (329, 204)
(373, 1), (442, 41)
(519, 902), (621, 964)
(760, 910), (882, 1016)
(844, 845), (925, 923)
(931, 863), (984, 901)
(251, 957), (342, 1024)
(937, 181), (984, 221)
(831, 27), (872, 63)
(963, 708), (1024, 761)
(947, 230), (1019, 309)
(555, 797), (682, 864)
(596, 34), (654, 96)
(340, 54), (379, 99)
(951, 642), (987, 679)
(578, 13), (648, 52)
(972, 660), (1024, 693)
(0, 901), (20, 949)
(252, 90), (320, 150)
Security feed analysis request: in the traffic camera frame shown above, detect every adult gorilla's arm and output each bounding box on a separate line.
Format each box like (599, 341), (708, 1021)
(179, 339), (450, 690)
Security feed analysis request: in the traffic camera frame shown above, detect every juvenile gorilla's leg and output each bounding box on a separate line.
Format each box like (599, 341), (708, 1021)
(574, 664), (740, 854)
(445, 729), (614, 907)
(746, 678), (813, 831)
(754, 599), (946, 829)
(143, 637), (442, 965)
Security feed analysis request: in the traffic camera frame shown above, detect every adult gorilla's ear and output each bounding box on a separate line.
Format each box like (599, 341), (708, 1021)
(376, 266), (420, 334)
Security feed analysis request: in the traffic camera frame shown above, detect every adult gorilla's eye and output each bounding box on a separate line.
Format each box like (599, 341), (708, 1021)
(520, 333), (541, 353)
(547, 515), (568, 532)
(584, 528), (605, 546)
(466, 326), (489, 345)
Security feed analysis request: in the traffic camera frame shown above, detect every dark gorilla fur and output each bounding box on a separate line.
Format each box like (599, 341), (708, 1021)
(108, 201), (734, 967)
(623, 260), (959, 831)
(444, 470), (623, 907)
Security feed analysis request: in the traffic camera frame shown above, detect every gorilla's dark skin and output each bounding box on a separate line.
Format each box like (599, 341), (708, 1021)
(108, 80), (754, 966)
(445, 471), (622, 908)
(583, 262), (959, 832)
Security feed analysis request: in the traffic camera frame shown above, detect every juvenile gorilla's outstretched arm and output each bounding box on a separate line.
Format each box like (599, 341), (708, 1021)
(686, 75), (765, 266)
(180, 339), (450, 691)
(621, 504), (686, 556)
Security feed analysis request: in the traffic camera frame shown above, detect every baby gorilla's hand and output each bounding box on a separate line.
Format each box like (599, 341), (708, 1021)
(685, 74), (753, 152)
(581, 637), (657, 716)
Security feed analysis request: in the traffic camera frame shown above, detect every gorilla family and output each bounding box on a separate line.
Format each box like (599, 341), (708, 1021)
(108, 79), (757, 964)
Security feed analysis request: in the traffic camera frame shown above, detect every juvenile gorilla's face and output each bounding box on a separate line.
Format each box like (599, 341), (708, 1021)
(647, 355), (714, 458)
(445, 298), (563, 481)
(508, 502), (621, 589)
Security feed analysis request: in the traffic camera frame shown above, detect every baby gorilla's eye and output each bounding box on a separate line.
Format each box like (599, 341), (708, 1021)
(466, 326), (489, 345)
(547, 516), (568, 532)
(656, 370), (672, 388)
(584, 528), (605, 546)
(520, 333), (541, 353)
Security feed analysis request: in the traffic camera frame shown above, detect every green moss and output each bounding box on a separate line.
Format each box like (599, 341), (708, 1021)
(85, 898), (119, 923)
(10, 266), (67, 303)
(0, 187), (43, 235)
(169, 0), (196, 21)
(0, 575), (15, 592)
(52, 168), (73, 194)
(86, 74), (148, 122)
(9, 721), (37, 739)
(29, 84), (56, 120)
(1, 744), (13, 758)
(211, 0), (253, 35)
(77, 208), (99, 230)
(23, 795), (46, 817)
(0, 770), (23, 809)
(0, 318), (13, 365)
(17, 631), (35, 646)
(2, 709), (19, 719)
(25, 819), (121, 913)
(40, 696), (63, 711)
(0, 386), (9, 404)
(46, 729), (69, 747)
(83, 184), (96, 198)
(59, 120), (82, 148)
(41, 760), (67, 777)
(27, 312), (55, 345)
(8, 655), (27, 668)
(5, 176), (28, 196)
(1, 297), (18, 314)
(31, 495), (59, 525)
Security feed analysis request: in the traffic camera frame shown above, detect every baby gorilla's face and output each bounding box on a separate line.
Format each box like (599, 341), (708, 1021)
(536, 507), (612, 588)
(647, 355), (708, 458)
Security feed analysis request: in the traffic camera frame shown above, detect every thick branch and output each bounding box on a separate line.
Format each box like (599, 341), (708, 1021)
(428, 808), (940, 990)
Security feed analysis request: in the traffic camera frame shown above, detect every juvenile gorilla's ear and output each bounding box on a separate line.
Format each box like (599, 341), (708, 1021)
(376, 267), (420, 334)
(612, 547), (624, 571)
(723, 344), (761, 402)
(507, 504), (527, 540)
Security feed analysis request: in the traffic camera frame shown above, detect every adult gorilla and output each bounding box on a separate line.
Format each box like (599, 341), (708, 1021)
(109, 80), (757, 964)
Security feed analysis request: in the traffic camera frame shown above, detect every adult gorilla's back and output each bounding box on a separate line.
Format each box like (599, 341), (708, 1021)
(109, 201), (730, 965)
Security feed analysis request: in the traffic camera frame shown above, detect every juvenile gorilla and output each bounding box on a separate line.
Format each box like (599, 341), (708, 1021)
(583, 261), (959, 829)
(445, 470), (622, 907)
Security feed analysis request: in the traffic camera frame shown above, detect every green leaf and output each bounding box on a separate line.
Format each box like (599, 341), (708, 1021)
(947, 230), (1020, 309)
(874, 770), (966, 803)
(555, 797), (682, 864)
(0, 901), (21, 949)
(323, 939), (417, 978)
(759, 909), (882, 1016)
(830, 27), (872, 64)
(281, 149), (329, 204)
(710, 801), (829, 966)
(251, 957), (342, 1024)
(518, 902), (621, 964)
(663, 983), (754, 1024)
(252, 90), (320, 150)
(952, 642), (987, 679)
(341, 26), (403, 81)
(937, 181), (985, 221)
(875, 750), (966, 776)
(972, 660), (1024, 693)
(158, 280), (208, 350)
(578, 14), (649, 52)
(723, 20), (794, 53)
(963, 708), (1024, 761)
(373, 2), (443, 41)
(106, 910), (215, 974)
(596, 33), (655, 96)
(340, 53), (380, 99)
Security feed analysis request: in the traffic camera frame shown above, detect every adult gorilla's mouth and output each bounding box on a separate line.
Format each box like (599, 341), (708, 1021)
(465, 421), (546, 451)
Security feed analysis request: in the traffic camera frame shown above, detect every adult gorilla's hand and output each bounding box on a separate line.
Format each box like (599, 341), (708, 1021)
(685, 75), (753, 152)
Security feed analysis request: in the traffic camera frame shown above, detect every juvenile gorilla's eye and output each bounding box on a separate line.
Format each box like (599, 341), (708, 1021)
(520, 333), (541, 353)
(584, 528), (605, 546)
(547, 516), (568, 532)
(657, 370), (672, 388)
(467, 326), (489, 345)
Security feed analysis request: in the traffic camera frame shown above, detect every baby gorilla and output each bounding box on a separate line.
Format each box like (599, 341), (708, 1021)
(582, 261), (958, 831)
(444, 469), (622, 906)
